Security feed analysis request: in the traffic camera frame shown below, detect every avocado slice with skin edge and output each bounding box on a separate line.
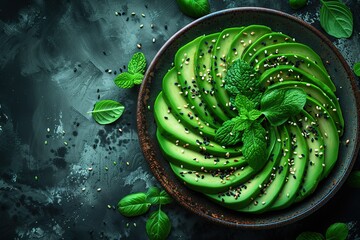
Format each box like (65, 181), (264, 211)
(295, 111), (326, 202)
(175, 35), (221, 128)
(237, 125), (290, 213)
(241, 32), (295, 63)
(211, 27), (245, 118)
(255, 53), (334, 92)
(205, 126), (283, 209)
(269, 122), (309, 211)
(162, 68), (217, 138)
(267, 81), (344, 135)
(248, 42), (328, 75)
(156, 129), (247, 171)
(229, 25), (272, 63)
(154, 92), (242, 157)
(195, 32), (230, 122)
(259, 65), (336, 93)
(304, 97), (339, 179)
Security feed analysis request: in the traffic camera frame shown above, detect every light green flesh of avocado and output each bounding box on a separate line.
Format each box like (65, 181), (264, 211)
(154, 24), (343, 213)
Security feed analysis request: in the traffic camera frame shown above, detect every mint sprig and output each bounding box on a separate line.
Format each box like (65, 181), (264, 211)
(216, 59), (308, 169)
(296, 222), (349, 240)
(114, 52), (147, 88)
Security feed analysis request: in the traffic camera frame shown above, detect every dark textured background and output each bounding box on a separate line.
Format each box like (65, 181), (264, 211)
(0, 0), (359, 239)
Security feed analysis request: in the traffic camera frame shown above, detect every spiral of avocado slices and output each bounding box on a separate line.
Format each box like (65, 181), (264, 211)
(154, 24), (343, 213)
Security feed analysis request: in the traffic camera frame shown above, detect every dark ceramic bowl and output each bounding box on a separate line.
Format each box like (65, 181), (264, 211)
(137, 7), (360, 228)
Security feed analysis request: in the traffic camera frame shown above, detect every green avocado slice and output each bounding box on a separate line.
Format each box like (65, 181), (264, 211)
(269, 123), (309, 211)
(241, 32), (294, 62)
(255, 54), (335, 92)
(259, 65), (336, 93)
(237, 125), (290, 213)
(195, 32), (229, 122)
(205, 126), (282, 209)
(295, 111), (325, 202)
(248, 43), (328, 74)
(157, 129), (246, 171)
(175, 35), (221, 128)
(162, 68), (217, 138)
(267, 81), (344, 135)
(229, 25), (272, 63)
(169, 162), (255, 194)
(154, 92), (242, 157)
(211, 27), (245, 117)
(304, 97), (339, 179)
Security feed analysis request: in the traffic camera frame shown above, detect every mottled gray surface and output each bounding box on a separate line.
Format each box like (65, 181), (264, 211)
(0, 0), (359, 239)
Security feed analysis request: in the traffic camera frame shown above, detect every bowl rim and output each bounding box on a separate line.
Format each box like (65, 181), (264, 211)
(137, 7), (360, 229)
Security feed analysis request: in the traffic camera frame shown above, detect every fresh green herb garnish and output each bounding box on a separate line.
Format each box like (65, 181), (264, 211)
(289, 0), (308, 9)
(176, 0), (210, 18)
(117, 192), (151, 217)
(215, 116), (250, 145)
(224, 59), (263, 107)
(296, 222), (349, 240)
(326, 223), (349, 240)
(347, 170), (360, 187)
(354, 62), (360, 77)
(296, 231), (325, 240)
(146, 209), (171, 240)
(260, 88), (307, 127)
(320, 0), (353, 38)
(241, 122), (267, 170)
(114, 52), (147, 88)
(118, 187), (172, 240)
(146, 187), (173, 205)
(88, 100), (125, 125)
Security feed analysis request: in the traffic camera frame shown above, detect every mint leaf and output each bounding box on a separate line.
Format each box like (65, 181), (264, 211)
(326, 223), (349, 240)
(296, 232), (324, 240)
(261, 88), (307, 126)
(347, 171), (360, 187)
(146, 187), (173, 205)
(320, 0), (353, 38)
(128, 52), (147, 74)
(146, 209), (171, 240)
(225, 59), (262, 106)
(133, 72), (144, 85)
(215, 117), (251, 146)
(289, 0), (308, 10)
(241, 122), (267, 170)
(248, 109), (262, 121)
(88, 100), (125, 125)
(234, 94), (256, 112)
(354, 62), (360, 77)
(114, 72), (136, 88)
(117, 193), (151, 217)
(176, 0), (210, 18)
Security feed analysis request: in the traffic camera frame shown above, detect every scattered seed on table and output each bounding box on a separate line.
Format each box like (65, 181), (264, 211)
(137, 43), (142, 49)
(64, 141), (68, 146)
(115, 11), (119, 16)
(131, 12), (135, 16)
(141, 13), (145, 17)
(47, 128), (50, 132)
(107, 205), (112, 209)
(133, 223), (137, 227)
(34, 176), (38, 181)
(88, 167), (93, 171)
(126, 162), (130, 166)
(82, 187), (86, 191)
(97, 188), (102, 192)
(152, 38), (156, 43)
(44, 140), (48, 145)
(150, 23), (154, 28)
(140, 24), (144, 28)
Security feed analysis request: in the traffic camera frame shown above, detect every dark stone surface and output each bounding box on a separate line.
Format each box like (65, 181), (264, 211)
(0, 0), (359, 239)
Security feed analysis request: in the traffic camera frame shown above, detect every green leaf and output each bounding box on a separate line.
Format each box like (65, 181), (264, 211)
(326, 222), (349, 240)
(114, 72), (136, 88)
(88, 100), (125, 125)
(215, 117), (251, 146)
(347, 171), (360, 187)
(289, 0), (308, 9)
(241, 122), (267, 170)
(146, 187), (173, 205)
(176, 0), (210, 18)
(117, 193), (151, 217)
(234, 94), (256, 112)
(146, 209), (171, 240)
(296, 232), (324, 240)
(260, 88), (307, 126)
(320, 0), (353, 38)
(133, 72), (144, 85)
(248, 109), (262, 121)
(225, 59), (262, 106)
(128, 52), (147, 74)
(354, 62), (360, 77)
